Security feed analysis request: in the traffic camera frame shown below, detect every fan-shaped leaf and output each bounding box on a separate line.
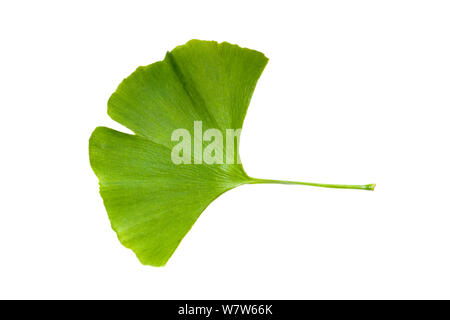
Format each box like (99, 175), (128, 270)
(89, 40), (374, 266)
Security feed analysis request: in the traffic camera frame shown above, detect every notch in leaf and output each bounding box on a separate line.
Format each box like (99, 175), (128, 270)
(89, 40), (375, 266)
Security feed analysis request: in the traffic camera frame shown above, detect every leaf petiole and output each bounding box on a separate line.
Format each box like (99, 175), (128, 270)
(248, 178), (376, 191)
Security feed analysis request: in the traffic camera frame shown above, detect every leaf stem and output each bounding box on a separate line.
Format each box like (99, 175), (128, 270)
(248, 178), (376, 191)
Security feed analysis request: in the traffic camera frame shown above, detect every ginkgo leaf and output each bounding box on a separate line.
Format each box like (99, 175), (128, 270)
(89, 40), (375, 266)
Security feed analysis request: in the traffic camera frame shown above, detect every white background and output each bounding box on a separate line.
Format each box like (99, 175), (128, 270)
(1, 0), (449, 299)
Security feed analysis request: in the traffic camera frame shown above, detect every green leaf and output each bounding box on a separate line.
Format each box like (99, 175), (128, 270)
(89, 40), (375, 266)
